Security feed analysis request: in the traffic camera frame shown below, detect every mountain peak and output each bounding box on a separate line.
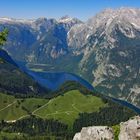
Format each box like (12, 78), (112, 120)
(87, 7), (140, 29)
(58, 15), (73, 23)
(36, 17), (48, 21)
(60, 15), (71, 20)
(98, 7), (140, 19)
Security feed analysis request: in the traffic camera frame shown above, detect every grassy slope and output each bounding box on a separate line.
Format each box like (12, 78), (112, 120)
(0, 93), (15, 110)
(0, 132), (58, 140)
(34, 90), (106, 126)
(0, 89), (137, 140)
(0, 90), (106, 126)
(21, 98), (48, 113)
(0, 93), (48, 121)
(0, 132), (23, 140)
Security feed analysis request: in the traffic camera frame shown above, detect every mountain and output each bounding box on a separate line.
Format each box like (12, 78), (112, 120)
(0, 49), (48, 96)
(0, 16), (82, 62)
(1, 7), (140, 107)
(68, 7), (140, 106)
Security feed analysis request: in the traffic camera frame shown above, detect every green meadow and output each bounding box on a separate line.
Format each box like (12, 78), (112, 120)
(0, 90), (106, 126)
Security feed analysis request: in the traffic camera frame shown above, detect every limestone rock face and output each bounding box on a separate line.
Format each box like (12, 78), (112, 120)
(73, 116), (140, 140)
(73, 126), (114, 140)
(119, 116), (140, 140)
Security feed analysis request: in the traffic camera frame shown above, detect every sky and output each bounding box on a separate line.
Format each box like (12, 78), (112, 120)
(0, 0), (140, 21)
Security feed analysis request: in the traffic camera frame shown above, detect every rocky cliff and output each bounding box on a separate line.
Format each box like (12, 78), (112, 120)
(73, 116), (140, 140)
(73, 126), (114, 140)
(119, 116), (140, 140)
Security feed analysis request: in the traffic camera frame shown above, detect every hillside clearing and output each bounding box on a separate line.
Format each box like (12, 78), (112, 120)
(34, 90), (106, 126)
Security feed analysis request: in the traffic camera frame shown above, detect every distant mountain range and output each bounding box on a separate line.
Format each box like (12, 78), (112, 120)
(0, 16), (82, 60)
(1, 7), (140, 107)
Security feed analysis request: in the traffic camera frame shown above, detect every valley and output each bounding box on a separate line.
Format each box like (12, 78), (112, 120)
(1, 8), (140, 107)
(0, 3), (140, 139)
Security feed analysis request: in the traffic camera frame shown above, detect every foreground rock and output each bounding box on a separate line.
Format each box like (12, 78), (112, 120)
(119, 116), (140, 140)
(73, 126), (114, 140)
(73, 116), (140, 140)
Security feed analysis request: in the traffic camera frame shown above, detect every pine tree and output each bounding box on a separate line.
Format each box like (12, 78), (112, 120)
(0, 29), (8, 46)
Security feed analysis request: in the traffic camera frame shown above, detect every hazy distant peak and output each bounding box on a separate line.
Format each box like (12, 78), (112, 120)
(60, 15), (71, 20)
(0, 17), (35, 24)
(97, 7), (140, 18)
(35, 17), (48, 21)
(58, 16), (73, 23)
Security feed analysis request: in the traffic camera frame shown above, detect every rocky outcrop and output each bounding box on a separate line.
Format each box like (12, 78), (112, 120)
(119, 116), (140, 140)
(73, 126), (114, 140)
(73, 116), (140, 140)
